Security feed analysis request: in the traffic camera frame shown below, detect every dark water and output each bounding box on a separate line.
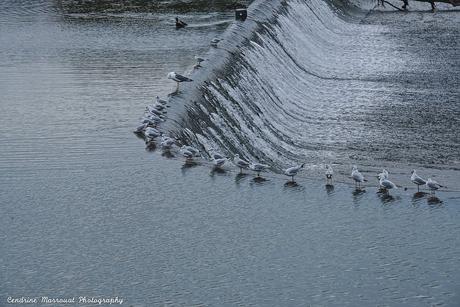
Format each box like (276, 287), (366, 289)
(1, 0), (460, 306)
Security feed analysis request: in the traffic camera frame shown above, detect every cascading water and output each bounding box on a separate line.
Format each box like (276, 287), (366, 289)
(162, 0), (459, 183)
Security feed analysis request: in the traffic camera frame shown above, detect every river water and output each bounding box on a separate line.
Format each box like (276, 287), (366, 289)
(1, 0), (459, 306)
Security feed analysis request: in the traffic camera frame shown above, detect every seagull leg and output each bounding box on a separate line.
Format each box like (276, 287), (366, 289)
(176, 82), (179, 92)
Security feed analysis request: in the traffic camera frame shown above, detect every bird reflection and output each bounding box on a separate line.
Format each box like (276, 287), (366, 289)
(181, 161), (199, 174)
(283, 181), (304, 192)
(325, 184), (335, 196)
(427, 195), (443, 206)
(352, 188), (366, 204)
(145, 141), (156, 151)
(235, 172), (249, 185)
(252, 176), (268, 184)
(161, 150), (175, 158)
(378, 192), (396, 204)
(210, 166), (227, 176)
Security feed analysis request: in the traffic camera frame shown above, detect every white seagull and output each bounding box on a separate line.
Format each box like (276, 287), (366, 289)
(426, 178), (444, 194)
(160, 136), (175, 149)
(233, 154), (249, 173)
(379, 176), (397, 192)
(181, 145), (199, 157)
(249, 162), (270, 177)
(211, 38), (223, 47)
(134, 123), (148, 134)
(167, 72), (193, 91)
(325, 164), (334, 185)
(181, 149), (194, 161)
(284, 164), (304, 182)
(144, 127), (161, 139)
(351, 165), (366, 188)
(213, 157), (227, 168)
(411, 170), (426, 192)
(194, 56), (206, 68)
(156, 96), (167, 105)
(147, 105), (163, 116)
(377, 169), (389, 180)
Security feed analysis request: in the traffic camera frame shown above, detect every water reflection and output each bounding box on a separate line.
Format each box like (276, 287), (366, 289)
(161, 150), (175, 159)
(249, 176), (269, 187)
(145, 142), (156, 151)
(377, 192), (396, 204)
(283, 181), (305, 192)
(181, 161), (199, 174)
(235, 172), (249, 185)
(352, 188), (366, 204)
(325, 184), (335, 196)
(427, 196), (443, 206)
(210, 166), (226, 175)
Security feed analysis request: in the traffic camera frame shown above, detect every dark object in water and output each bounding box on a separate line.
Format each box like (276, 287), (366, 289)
(235, 8), (247, 21)
(400, 0), (459, 9)
(175, 17), (187, 29)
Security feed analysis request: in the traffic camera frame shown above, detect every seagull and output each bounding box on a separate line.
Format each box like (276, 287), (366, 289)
(208, 147), (225, 160)
(194, 56), (206, 68)
(211, 37), (223, 47)
(181, 145), (199, 157)
(379, 176), (397, 193)
(175, 17), (187, 29)
(134, 123), (148, 134)
(142, 114), (163, 124)
(213, 157), (227, 168)
(156, 96), (167, 105)
(181, 149), (194, 161)
(284, 164), (304, 182)
(351, 165), (366, 188)
(249, 162), (270, 177)
(377, 169), (389, 189)
(147, 105), (163, 116)
(152, 103), (165, 111)
(167, 72), (193, 91)
(325, 164), (333, 185)
(377, 169), (389, 180)
(426, 178), (444, 194)
(411, 170), (426, 192)
(144, 127), (161, 139)
(160, 136), (175, 149)
(233, 154), (249, 173)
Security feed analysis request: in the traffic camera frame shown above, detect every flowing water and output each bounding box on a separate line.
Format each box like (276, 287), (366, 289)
(1, 0), (460, 306)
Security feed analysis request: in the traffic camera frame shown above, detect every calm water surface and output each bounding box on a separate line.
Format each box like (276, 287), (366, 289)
(1, 1), (459, 306)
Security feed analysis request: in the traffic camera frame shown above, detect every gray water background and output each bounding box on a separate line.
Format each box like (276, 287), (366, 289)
(1, 0), (460, 306)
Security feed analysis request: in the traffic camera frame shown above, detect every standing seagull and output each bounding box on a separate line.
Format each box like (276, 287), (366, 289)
(156, 96), (167, 105)
(411, 170), (426, 192)
(426, 178), (444, 194)
(181, 145), (199, 157)
(377, 169), (389, 180)
(194, 56), (206, 68)
(284, 164), (305, 182)
(167, 72), (193, 91)
(351, 165), (366, 189)
(379, 176), (398, 193)
(175, 17), (187, 29)
(249, 162), (270, 177)
(213, 157), (227, 168)
(325, 164), (334, 185)
(233, 154), (249, 173)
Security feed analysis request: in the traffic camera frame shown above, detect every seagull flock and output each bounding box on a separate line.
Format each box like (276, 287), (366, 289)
(134, 101), (444, 195)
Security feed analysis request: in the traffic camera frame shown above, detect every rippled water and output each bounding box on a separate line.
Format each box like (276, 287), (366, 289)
(1, 0), (460, 306)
